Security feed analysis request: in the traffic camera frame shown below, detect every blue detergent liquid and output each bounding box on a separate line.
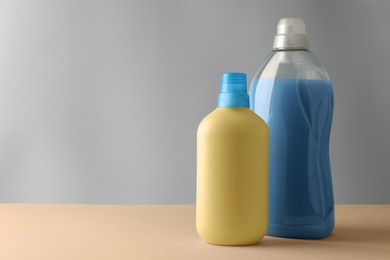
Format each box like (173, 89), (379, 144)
(250, 79), (335, 239)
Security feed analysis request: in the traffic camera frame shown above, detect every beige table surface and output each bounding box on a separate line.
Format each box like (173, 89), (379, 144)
(0, 204), (389, 260)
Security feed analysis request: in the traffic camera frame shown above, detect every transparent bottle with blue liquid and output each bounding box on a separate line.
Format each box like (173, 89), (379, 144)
(249, 18), (335, 239)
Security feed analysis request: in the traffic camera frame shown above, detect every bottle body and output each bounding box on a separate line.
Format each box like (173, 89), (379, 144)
(249, 50), (335, 239)
(196, 107), (269, 245)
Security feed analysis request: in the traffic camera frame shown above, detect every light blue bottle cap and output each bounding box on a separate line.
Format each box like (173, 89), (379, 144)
(218, 73), (249, 108)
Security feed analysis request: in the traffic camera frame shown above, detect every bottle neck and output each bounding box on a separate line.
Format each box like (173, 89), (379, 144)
(273, 34), (309, 50)
(218, 91), (249, 108)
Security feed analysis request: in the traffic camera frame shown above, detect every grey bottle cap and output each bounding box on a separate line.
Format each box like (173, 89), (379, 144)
(273, 18), (309, 50)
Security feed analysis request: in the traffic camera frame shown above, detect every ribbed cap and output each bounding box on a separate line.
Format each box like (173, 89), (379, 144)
(218, 73), (249, 108)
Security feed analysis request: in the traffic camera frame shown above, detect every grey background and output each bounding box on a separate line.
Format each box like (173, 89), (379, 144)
(0, 0), (389, 204)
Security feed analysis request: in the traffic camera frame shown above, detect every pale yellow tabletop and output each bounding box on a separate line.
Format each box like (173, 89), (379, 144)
(0, 204), (389, 260)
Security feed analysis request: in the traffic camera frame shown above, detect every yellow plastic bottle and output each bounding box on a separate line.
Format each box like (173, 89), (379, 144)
(196, 73), (269, 246)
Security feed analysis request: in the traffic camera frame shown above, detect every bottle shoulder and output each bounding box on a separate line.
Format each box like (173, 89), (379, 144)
(253, 50), (330, 81)
(198, 108), (268, 135)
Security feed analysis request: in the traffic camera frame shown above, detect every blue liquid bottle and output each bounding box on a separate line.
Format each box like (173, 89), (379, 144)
(249, 18), (335, 239)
